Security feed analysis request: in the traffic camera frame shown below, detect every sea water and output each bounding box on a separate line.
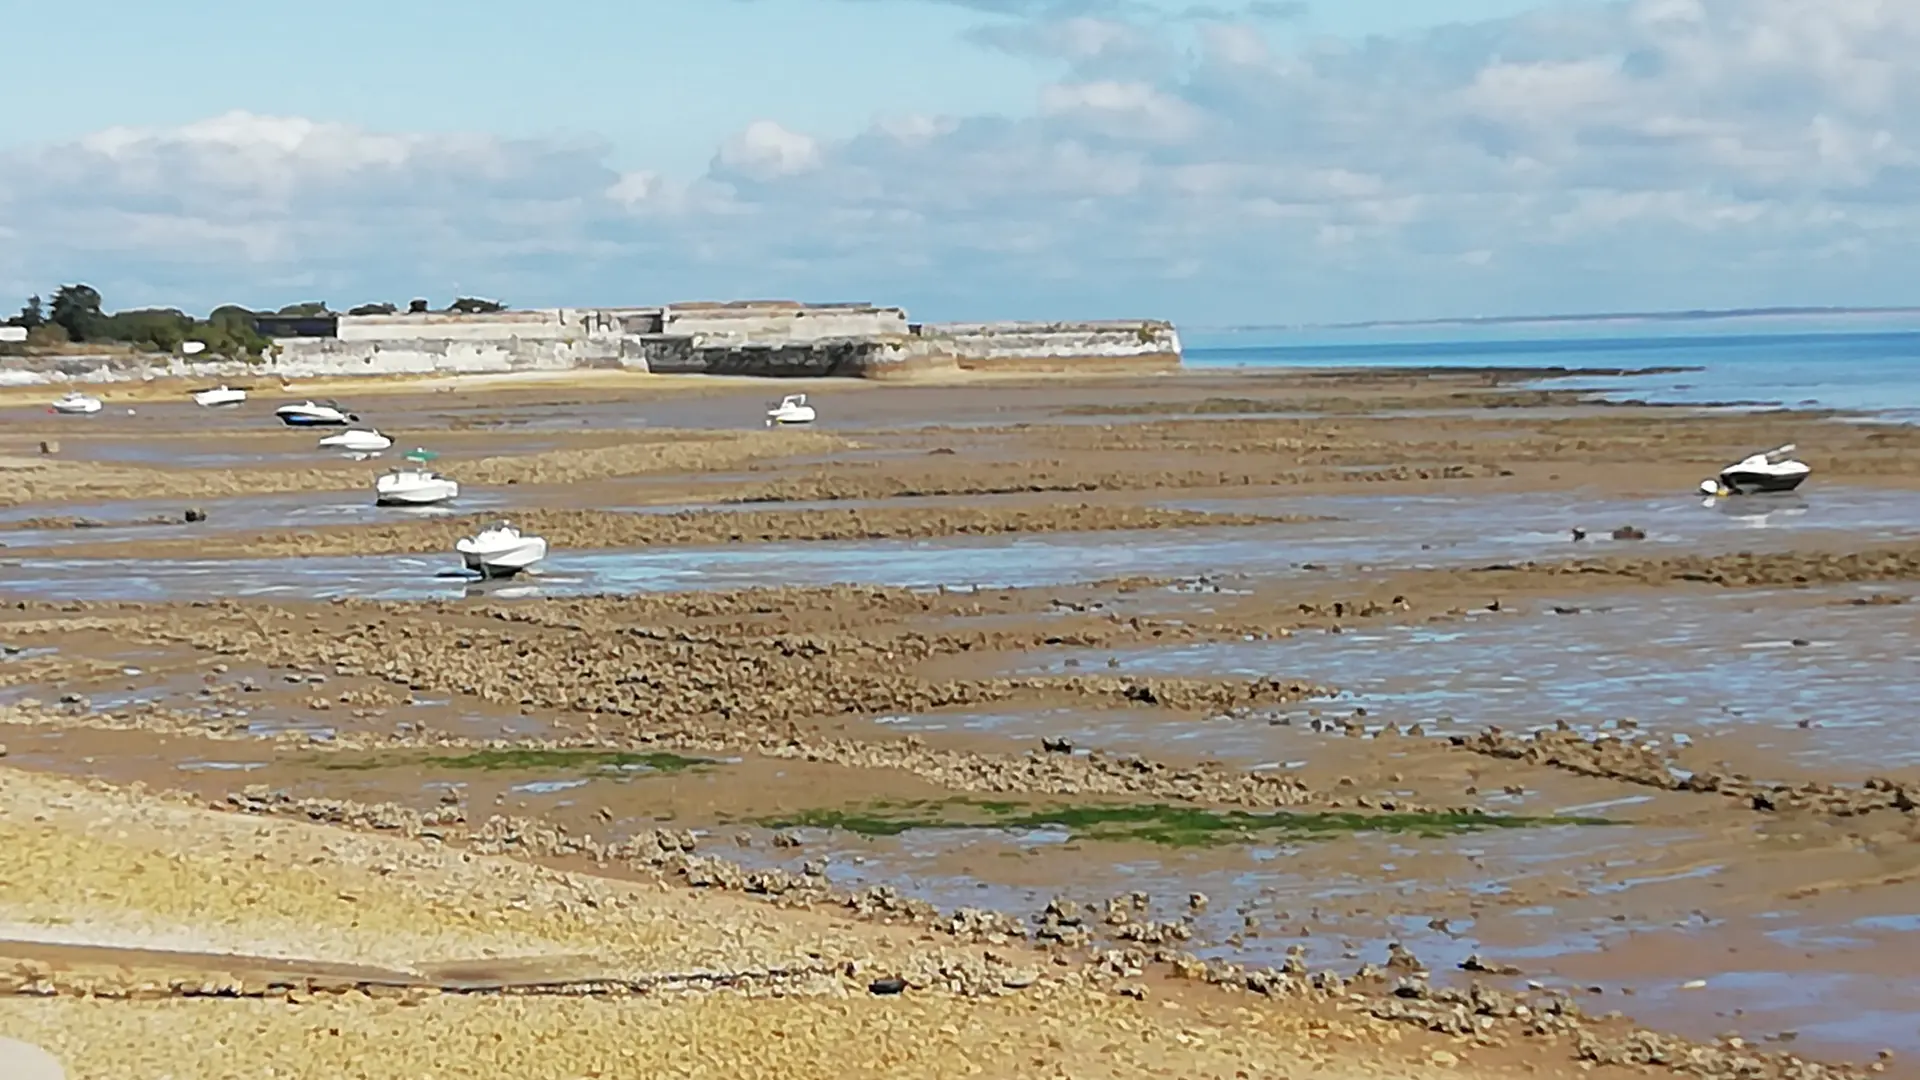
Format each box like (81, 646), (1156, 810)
(1184, 315), (1920, 422)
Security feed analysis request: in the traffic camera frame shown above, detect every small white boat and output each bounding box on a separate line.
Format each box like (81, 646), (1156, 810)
(456, 521), (549, 579)
(1700, 444), (1810, 496)
(375, 450), (459, 506)
(192, 385), (247, 408)
(766, 393), (816, 426)
(49, 391), (103, 415)
(275, 400), (356, 427)
(318, 428), (393, 455)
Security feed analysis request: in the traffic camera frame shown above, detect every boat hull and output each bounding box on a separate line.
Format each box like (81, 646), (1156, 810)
(460, 544), (547, 579)
(51, 404), (101, 415)
(376, 486), (459, 506)
(320, 434), (392, 453)
(194, 391), (247, 408)
(279, 413), (349, 427)
(1718, 469), (1807, 495)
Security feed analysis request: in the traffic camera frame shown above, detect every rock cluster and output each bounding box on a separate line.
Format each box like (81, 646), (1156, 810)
(1454, 728), (1920, 818)
(1486, 545), (1920, 590)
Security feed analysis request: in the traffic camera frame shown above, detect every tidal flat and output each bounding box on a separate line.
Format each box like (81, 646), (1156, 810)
(4, 367), (1920, 1079)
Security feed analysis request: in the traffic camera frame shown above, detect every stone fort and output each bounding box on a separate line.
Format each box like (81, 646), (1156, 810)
(247, 300), (1182, 380)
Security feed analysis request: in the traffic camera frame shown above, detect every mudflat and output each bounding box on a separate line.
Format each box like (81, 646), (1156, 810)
(3, 366), (1918, 1079)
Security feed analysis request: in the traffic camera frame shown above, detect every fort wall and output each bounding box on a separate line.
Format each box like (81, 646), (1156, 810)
(1, 301), (1181, 384)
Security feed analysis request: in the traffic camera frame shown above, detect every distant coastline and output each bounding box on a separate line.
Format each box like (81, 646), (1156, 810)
(1200, 305), (1920, 335)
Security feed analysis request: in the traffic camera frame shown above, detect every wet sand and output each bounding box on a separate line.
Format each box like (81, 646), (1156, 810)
(3, 367), (1917, 1079)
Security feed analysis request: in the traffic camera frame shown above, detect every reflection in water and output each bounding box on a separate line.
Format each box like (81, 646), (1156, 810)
(463, 582), (545, 601)
(1708, 492), (1810, 528)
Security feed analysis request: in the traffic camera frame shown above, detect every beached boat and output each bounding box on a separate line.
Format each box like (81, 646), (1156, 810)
(456, 521), (548, 579)
(766, 393), (816, 426)
(191, 385), (247, 408)
(49, 391), (102, 415)
(375, 450), (459, 506)
(1701, 444), (1810, 496)
(275, 400), (356, 427)
(318, 428), (393, 454)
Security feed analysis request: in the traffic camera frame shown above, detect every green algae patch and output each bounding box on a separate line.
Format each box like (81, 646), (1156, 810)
(319, 748), (718, 775)
(759, 799), (1612, 848)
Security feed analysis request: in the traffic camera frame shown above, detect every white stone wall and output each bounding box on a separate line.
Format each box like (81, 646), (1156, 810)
(269, 335), (639, 377)
(912, 321), (1182, 369)
(662, 305), (909, 344)
(250, 307), (650, 376)
(334, 308), (648, 343)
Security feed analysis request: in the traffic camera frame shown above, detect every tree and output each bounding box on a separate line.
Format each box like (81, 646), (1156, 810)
(407, 298), (430, 314)
(448, 296), (506, 314)
(25, 323), (69, 348)
(276, 301), (332, 317)
(101, 308), (194, 353)
(348, 301), (397, 316)
(194, 305), (272, 361)
(49, 284), (106, 342)
(7, 295), (45, 330)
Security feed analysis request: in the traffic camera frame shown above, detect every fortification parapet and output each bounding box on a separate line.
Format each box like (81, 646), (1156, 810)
(0, 301), (1182, 384)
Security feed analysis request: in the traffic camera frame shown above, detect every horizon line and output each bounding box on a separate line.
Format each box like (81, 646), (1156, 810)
(1189, 304), (1920, 334)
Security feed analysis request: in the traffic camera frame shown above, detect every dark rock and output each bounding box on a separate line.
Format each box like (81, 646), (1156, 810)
(1041, 737), (1074, 754)
(184, 508), (208, 523)
(1461, 954), (1522, 976)
(867, 976), (907, 995)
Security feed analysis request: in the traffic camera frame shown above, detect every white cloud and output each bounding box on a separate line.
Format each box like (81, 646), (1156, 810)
(714, 120), (823, 180)
(606, 170), (666, 208)
(1040, 80), (1204, 141)
(875, 113), (960, 146)
(1196, 22), (1271, 67)
(7, 0), (1920, 323)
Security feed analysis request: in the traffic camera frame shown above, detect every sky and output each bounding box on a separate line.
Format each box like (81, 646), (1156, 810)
(1, 0), (1915, 326)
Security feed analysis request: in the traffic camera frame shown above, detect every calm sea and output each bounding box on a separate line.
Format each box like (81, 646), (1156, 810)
(1183, 316), (1920, 423)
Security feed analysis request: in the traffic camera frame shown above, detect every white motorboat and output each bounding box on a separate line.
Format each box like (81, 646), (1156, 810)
(766, 393), (816, 426)
(375, 450), (459, 506)
(192, 385), (247, 408)
(456, 521), (549, 579)
(49, 391), (102, 415)
(275, 399), (356, 427)
(1700, 444), (1810, 496)
(318, 428), (393, 455)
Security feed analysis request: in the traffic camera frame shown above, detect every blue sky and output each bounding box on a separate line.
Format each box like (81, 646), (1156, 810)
(2, 0), (1915, 325)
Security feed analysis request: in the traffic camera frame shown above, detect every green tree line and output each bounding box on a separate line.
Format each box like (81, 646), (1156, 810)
(4, 286), (511, 360)
(5, 285), (273, 360)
